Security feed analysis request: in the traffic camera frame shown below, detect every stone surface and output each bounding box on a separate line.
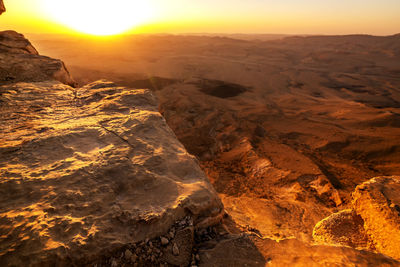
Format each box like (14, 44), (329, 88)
(161, 236), (169, 245)
(197, 217), (400, 267)
(0, 31), (76, 86)
(221, 194), (331, 242)
(313, 176), (400, 261)
(352, 176), (400, 261)
(313, 209), (371, 249)
(198, 235), (266, 267)
(198, 234), (399, 267)
(162, 227), (194, 266)
(0, 80), (223, 266)
(28, 33), (400, 264)
(251, 235), (399, 267)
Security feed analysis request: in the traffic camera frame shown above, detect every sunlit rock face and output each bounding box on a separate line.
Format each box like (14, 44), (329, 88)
(0, 30), (76, 87)
(352, 176), (400, 261)
(313, 176), (400, 261)
(0, 0), (5, 15)
(0, 80), (223, 265)
(313, 209), (372, 249)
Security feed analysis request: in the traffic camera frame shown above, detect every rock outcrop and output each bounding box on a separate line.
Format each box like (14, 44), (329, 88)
(0, 79), (223, 265)
(352, 176), (400, 261)
(0, 0), (5, 15)
(313, 209), (371, 249)
(313, 176), (400, 261)
(195, 216), (400, 267)
(0, 30), (76, 87)
(0, 33), (223, 265)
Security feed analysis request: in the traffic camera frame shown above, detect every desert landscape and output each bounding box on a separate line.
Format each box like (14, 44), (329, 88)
(29, 31), (400, 240)
(1, 0), (400, 265)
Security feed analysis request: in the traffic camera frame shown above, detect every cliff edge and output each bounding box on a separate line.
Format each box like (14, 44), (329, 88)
(0, 19), (223, 266)
(0, 30), (76, 87)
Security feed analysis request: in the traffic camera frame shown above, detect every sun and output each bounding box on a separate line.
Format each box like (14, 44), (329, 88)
(42, 0), (154, 36)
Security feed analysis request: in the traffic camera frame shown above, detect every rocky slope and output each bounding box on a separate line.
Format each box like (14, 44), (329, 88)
(1, 4), (400, 264)
(31, 33), (400, 247)
(353, 176), (400, 260)
(0, 30), (76, 87)
(0, 79), (223, 265)
(0, 28), (223, 266)
(314, 176), (400, 261)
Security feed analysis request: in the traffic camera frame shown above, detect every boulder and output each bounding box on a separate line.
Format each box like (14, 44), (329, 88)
(313, 176), (400, 261)
(0, 30), (76, 87)
(312, 209), (371, 249)
(352, 176), (400, 260)
(0, 80), (223, 265)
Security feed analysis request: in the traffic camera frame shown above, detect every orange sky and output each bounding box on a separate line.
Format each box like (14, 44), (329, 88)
(0, 0), (399, 36)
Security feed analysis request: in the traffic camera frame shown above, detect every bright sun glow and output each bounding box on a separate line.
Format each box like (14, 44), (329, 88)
(42, 0), (154, 36)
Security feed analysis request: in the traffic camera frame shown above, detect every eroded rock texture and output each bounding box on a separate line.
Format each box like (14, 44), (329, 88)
(312, 209), (371, 249)
(313, 176), (400, 261)
(352, 176), (400, 260)
(0, 30), (76, 87)
(0, 80), (223, 265)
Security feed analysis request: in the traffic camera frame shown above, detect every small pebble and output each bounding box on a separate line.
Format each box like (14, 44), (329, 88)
(124, 249), (132, 260)
(111, 259), (118, 267)
(172, 243), (180, 256)
(161, 237), (169, 245)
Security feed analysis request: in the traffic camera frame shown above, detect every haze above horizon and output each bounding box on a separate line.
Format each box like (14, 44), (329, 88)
(0, 0), (399, 36)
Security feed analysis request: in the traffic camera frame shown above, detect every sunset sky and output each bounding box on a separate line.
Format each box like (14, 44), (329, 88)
(0, 0), (399, 36)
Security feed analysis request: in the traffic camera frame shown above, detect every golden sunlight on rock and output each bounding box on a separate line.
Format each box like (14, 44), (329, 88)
(314, 176), (400, 261)
(353, 177), (400, 260)
(2, 0), (400, 264)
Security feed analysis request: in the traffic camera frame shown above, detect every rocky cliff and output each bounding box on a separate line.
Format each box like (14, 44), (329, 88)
(0, 30), (76, 87)
(1, 4), (400, 265)
(314, 176), (400, 261)
(0, 29), (223, 266)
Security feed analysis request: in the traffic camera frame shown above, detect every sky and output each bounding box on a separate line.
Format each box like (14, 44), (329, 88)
(0, 0), (399, 36)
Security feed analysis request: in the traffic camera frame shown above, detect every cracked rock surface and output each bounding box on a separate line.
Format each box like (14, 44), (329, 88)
(0, 80), (222, 265)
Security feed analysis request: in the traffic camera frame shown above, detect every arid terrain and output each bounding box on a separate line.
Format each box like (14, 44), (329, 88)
(2, 14), (400, 264)
(29, 33), (400, 240)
